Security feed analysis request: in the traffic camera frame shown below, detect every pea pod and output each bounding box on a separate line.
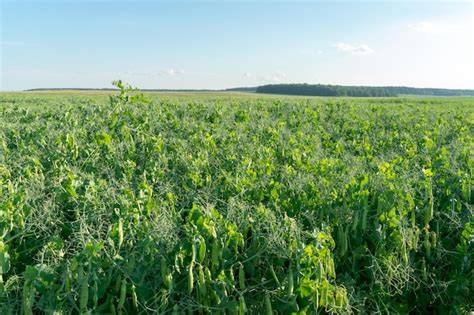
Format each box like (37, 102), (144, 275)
(165, 273), (174, 291)
(118, 278), (127, 311)
(413, 227), (420, 249)
(421, 259), (427, 281)
(188, 263), (194, 294)
(287, 265), (294, 296)
(424, 179), (434, 226)
(115, 273), (122, 293)
(161, 257), (168, 284)
(424, 229), (431, 259)
(239, 294), (247, 314)
(110, 301), (117, 315)
(64, 268), (72, 293)
(314, 287), (320, 310)
(327, 257), (336, 279)
(321, 281), (329, 307)
(265, 293), (272, 315)
(22, 282), (34, 315)
(238, 263), (245, 291)
(93, 280), (99, 309)
(198, 238), (206, 263)
(430, 231), (437, 249)
(335, 287), (347, 308)
(351, 211), (359, 232)
(211, 239), (220, 269)
(80, 270), (89, 313)
(117, 218), (124, 249)
(198, 265), (206, 296)
(191, 240), (197, 264)
(0, 241), (10, 276)
(318, 262), (324, 281)
(131, 284), (138, 310)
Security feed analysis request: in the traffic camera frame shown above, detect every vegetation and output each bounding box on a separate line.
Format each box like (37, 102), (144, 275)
(257, 83), (474, 97)
(25, 84), (474, 97)
(0, 83), (473, 314)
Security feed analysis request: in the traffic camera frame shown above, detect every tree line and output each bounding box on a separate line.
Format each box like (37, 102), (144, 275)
(256, 84), (474, 97)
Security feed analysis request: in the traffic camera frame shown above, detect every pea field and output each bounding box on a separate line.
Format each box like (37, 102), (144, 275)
(0, 84), (473, 314)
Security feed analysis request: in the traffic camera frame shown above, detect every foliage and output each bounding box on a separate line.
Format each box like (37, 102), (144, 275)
(257, 83), (474, 97)
(0, 85), (472, 314)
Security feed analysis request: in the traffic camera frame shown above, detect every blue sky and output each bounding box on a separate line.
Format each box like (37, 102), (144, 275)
(1, 1), (473, 90)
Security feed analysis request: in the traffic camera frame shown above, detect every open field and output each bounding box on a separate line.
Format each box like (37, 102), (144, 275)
(0, 89), (473, 313)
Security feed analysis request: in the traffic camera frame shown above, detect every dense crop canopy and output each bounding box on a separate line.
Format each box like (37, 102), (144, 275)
(0, 86), (472, 313)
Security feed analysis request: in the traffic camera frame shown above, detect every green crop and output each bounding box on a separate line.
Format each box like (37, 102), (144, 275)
(0, 83), (472, 313)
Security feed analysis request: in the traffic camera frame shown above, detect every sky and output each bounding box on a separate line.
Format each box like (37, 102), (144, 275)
(1, 0), (473, 91)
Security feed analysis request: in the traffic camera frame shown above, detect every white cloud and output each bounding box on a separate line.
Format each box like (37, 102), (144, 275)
(334, 43), (374, 55)
(120, 69), (185, 77)
(243, 72), (252, 77)
(159, 69), (185, 76)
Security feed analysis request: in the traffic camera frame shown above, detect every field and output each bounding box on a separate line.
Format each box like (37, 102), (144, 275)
(0, 85), (473, 314)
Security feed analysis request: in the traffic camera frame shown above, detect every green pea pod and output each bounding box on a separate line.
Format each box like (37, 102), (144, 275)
(22, 283), (33, 315)
(198, 239), (206, 263)
(161, 258), (167, 284)
(80, 271), (89, 312)
(327, 257), (336, 279)
(211, 239), (220, 269)
(424, 230), (431, 259)
(110, 299), (117, 315)
(115, 273), (122, 293)
(287, 266), (294, 296)
(166, 273), (174, 291)
(351, 211), (359, 232)
(191, 241), (197, 264)
(118, 279), (126, 310)
(198, 265), (206, 296)
(430, 231), (437, 249)
(320, 280), (329, 307)
(265, 293), (272, 315)
(93, 280), (99, 308)
(0, 242), (10, 275)
(65, 268), (72, 293)
(131, 284), (138, 309)
(118, 218), (124, 249)
(413, 228), (420, 249)
(421, 259), (427, 281)
(239, 294), (247, 314)
(239, 263), (245, 290)
(314, 287), (319, 310)
(318, 262), (324, 281)
(188, 263), (194, 294)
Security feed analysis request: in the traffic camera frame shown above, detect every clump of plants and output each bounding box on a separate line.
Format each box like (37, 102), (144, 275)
(0, 82), (472, 313)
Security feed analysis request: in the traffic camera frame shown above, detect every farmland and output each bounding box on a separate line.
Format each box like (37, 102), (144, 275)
(0, 85), (473, 314)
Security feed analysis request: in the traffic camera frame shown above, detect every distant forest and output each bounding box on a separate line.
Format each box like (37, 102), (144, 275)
(256, 84), (474, 97)
(25, 84), (474, 97)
